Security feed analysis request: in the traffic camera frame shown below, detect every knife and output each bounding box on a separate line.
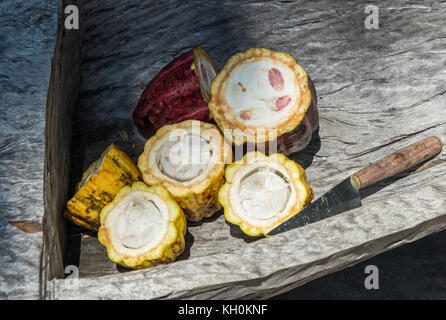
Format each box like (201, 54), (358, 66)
(267, 136), (443, 236)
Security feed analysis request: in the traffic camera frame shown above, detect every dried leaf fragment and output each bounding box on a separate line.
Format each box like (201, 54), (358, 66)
(8, 220), (43, 234)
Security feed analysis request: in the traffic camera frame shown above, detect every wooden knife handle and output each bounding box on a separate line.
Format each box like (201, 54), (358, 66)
(351, 136), (443, 189)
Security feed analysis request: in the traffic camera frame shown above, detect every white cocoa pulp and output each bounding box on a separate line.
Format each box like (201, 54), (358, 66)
(158, 132), (212, 182)
(238, 168), (291, 220)
(105, 190), (169, 251)
(77, 145), (110, 190)
(225, 59), (299, 126)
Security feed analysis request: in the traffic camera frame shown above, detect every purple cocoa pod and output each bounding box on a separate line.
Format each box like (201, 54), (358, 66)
(133, 47), (218, 130)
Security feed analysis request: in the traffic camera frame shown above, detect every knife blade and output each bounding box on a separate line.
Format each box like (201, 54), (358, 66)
(267, 136), (443, 236)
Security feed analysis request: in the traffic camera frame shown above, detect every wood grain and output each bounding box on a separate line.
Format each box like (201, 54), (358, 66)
(352, 136), (443, 189)
(0, 0), (61, 299)
(40, 0), (83, 299)
(46, 0), (446, 300)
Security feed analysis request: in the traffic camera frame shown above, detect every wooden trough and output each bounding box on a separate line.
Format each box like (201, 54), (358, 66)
(41, 0), (446, 299)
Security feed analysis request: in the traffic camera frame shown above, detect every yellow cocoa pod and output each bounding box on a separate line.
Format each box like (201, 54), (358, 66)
(65, 143), (140, 231)
(219, 152), (313, 236)
(98, 182), (186, 269)
(208, 47), (318, 155)
(138, 120), (232, 221)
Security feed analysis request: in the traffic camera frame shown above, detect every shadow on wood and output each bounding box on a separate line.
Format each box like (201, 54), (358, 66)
(288, 129), (321, 169)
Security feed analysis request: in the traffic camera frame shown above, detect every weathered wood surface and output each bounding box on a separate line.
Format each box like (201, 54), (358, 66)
(45, 0), (446, 299)
(0, 0), (61, 299)
(40, 0), (84, 299)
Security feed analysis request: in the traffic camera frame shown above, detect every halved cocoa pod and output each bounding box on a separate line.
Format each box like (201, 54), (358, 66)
(98, 182), (186, 269)
(209, 47), (319, 157)
(133, 46), (218, 131)
(218, 152), (313, 236)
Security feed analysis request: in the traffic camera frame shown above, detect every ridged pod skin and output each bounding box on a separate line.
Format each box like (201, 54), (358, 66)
(209, 47), (319, 156)
(138, 120), (232, 221)
(132, 46), (218, 130)
(218, 152), (313, 236)
(98, 182), (186, 269)
(64, 144), (140, 231)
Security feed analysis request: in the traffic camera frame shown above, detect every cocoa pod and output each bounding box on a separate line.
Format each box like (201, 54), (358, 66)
(275, 77), (319, 155)
(132, 46), (218, 131)
(209, 47), (319, 157)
